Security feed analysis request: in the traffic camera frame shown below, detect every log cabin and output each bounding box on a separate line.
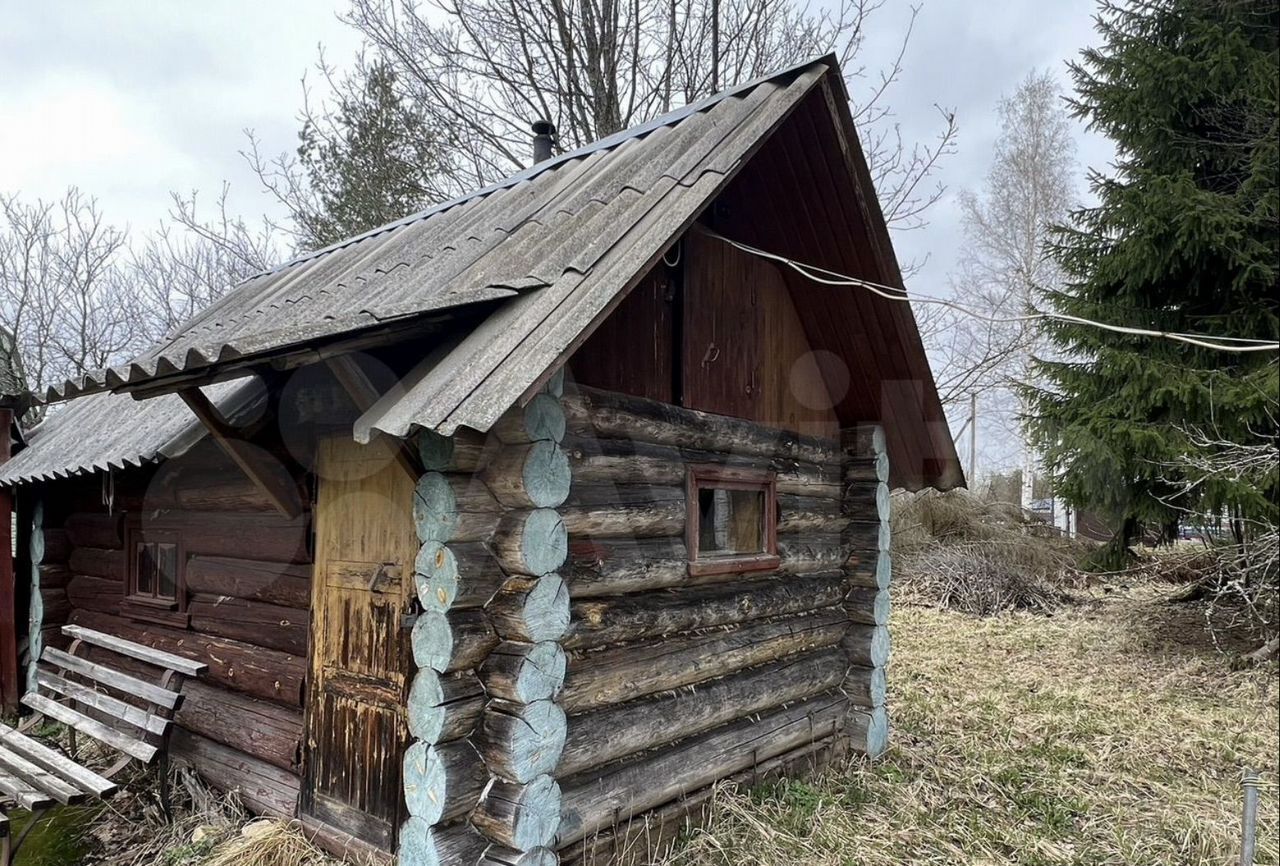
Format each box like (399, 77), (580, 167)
(0, 56), (962, 865)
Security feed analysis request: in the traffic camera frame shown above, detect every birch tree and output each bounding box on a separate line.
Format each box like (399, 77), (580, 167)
(923, 70), (1076, 473)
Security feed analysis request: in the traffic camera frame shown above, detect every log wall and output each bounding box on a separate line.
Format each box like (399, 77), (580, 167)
(841, 424), (892, 757)
(550, 384), (891, 862)
(402, 370), (571, 866)
(33, 439), (312, 814)
(24, 379), (892, 864)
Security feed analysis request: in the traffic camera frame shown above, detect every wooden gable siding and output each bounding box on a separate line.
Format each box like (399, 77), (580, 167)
(709, 79), (958, 489)
(681, 229), (839, 439)
(570, 267), (677, 405)
(572, 233), (839, 439)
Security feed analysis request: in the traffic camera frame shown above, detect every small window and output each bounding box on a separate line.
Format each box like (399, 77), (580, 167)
(686, 466), (780, 576)
(125, 525), (186, 616)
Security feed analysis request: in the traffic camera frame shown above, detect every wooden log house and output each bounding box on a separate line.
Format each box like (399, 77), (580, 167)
(0, 56), (962, 865)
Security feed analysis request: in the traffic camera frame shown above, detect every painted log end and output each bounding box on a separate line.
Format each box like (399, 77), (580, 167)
(411, 610), (455, 673)
(523, 441), (571, 509)
(418, 429), (456, 472)
(523, 509), (569, 576)
(414, 472), (461, 543)
(415, 542), (460, 611)
(399, 816), (442, 866)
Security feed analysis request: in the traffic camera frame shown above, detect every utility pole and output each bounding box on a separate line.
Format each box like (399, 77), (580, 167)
(968, 391), (978, 488)
(711, 0), (720, 93)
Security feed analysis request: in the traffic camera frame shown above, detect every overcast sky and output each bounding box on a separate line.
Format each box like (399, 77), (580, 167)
(1, 0), (1114, 471)
(2, 0), (1113, 282)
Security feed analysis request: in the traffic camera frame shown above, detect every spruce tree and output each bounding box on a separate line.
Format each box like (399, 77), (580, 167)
(295, 61), (444, 249)
(1025, 0), (1279, 563)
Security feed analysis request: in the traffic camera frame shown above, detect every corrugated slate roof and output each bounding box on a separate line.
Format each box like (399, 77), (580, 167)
(47, 59), (830, 406)
(0, 379), (262, 485)
(22, 56), (961, 490)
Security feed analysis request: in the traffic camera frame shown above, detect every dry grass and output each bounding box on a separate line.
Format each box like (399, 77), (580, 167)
(657, 587), (1280, 866)
(198, 821), (346, 866)
(891, 489), (1096, 617)
(75, 765), (343, 866)
(80, 766), (247, 865)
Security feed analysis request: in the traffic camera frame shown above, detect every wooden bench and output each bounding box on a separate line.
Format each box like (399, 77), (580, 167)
(0, 625), (206, 866)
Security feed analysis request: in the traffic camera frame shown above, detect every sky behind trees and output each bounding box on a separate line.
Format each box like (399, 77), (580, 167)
(0, 0), (1119, 472)
(0, 1), (1114, 289)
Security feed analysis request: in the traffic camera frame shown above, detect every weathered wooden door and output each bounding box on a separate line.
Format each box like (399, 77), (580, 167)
(301, 437), (417, 849)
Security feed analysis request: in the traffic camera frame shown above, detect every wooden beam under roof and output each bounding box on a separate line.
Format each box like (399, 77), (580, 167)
(116, 310), (471, 403)
(324, 356), (422, 481)
(177, 388), (303, 519)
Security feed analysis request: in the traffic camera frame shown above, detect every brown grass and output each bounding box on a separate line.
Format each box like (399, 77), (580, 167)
(198, 821), (347, 866)
(657, 587), (1280, 866)
(891, 489), (1093, 615)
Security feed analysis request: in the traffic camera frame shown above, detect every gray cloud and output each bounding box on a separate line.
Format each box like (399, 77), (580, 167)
(2, 0), (1115, 302)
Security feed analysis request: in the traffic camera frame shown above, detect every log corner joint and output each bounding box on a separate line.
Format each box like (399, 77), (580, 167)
(177, 387), (302, 519)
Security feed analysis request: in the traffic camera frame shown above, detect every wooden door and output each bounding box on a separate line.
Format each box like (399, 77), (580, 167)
(301, 437), (417, 849)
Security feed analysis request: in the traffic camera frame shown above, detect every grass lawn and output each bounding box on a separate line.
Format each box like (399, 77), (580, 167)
(659, 588), (1279, 866)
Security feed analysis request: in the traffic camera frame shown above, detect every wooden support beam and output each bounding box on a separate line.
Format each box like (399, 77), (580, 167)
(0, 407), (17, 713)
(177, 388), (302, 519)
(324, 355), (421, 479)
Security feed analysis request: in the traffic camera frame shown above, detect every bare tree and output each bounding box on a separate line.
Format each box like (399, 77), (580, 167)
(248, 0), (955, 257)
(0, 189), (141, 412)
(1153, 384), (1280, 662)
(921, 70), (1076, 475)
(133, 185), (284, 339)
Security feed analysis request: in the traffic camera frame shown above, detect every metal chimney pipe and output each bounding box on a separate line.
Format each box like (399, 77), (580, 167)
(532, 120), (556, 164)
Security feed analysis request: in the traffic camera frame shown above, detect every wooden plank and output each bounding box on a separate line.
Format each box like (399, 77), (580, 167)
(0, 408), (16, 714)
(570, 271), (676, 404)
(170, 728), (300, 818)
(325, 355), (421, 480)
(61, 625), (208, 676)
(35, 670), (169, 736)
(0, 723), (116, 797)
(0, 743), (86, 805)
(178, 387), (303, 519)
(0, 767), (53, 810)
(41, 648), (180, 710)
(21, 694), (158, 764)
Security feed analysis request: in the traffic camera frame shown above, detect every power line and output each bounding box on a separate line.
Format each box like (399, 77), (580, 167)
(701, 229), (1280, 354)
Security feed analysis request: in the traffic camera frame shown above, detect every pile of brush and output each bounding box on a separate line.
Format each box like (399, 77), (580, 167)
(891, 488), (1087, 615)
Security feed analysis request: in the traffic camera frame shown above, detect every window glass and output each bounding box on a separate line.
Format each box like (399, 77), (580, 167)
(126, 528), (184, 611)
(157, 543), (178, 599)
(698, 487), (765, 555)
(687, 466), (779, 576)
(135, 542), (155, 595)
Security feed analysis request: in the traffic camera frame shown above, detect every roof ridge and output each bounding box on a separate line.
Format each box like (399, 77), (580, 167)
(242, 56), (834, 284)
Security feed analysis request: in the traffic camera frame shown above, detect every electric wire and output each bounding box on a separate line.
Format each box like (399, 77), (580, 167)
(701, 229), (1280, 354)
